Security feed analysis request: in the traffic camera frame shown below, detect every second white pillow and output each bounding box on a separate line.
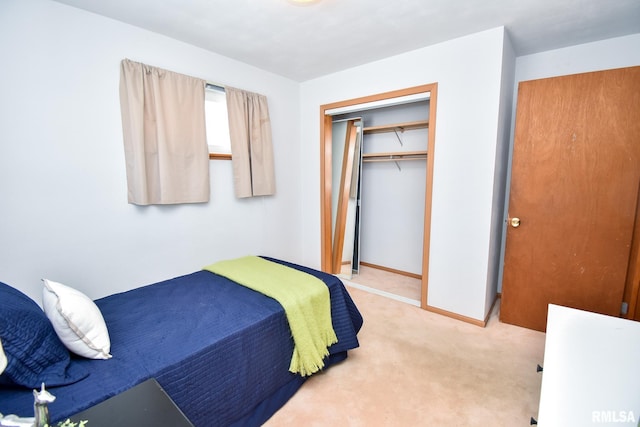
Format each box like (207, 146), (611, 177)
(42, 279), (112, 360)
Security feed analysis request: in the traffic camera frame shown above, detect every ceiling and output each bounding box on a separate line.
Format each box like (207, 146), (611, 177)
(53, 0), (640, 82)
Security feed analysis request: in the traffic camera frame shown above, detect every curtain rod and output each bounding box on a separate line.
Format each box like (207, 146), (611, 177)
(206, 82), (225, 92)
(124, 58), (225, 92)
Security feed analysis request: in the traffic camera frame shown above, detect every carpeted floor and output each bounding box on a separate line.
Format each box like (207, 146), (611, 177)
(264, 284), (546, 426)
(346, 265), (422, 303)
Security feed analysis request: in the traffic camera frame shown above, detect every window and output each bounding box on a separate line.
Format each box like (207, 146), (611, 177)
(205, 85), (232, 159)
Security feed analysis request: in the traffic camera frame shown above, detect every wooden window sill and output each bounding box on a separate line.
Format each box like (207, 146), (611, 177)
(209, 153), (232, 160)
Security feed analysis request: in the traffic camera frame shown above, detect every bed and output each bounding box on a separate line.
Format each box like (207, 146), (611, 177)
(0, 256), (363, 426)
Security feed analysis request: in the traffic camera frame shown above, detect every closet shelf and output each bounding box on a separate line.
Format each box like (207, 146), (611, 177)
(362, 150), (428, 162)
(363, 120), (429, 134)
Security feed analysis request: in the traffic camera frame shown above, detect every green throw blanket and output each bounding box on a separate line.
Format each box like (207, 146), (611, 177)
(203, 256), (338, 376)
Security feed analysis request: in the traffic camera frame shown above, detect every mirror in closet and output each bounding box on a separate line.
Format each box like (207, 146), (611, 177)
(320, 84), (438, 308)
(331, 119), (363, 280)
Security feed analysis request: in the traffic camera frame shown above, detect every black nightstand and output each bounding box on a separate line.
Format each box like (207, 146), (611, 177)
(67, 379), (194, 427)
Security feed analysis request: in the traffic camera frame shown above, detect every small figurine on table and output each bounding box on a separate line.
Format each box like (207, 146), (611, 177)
(33, 383), (56, 427)
(0, 382), (55, 427)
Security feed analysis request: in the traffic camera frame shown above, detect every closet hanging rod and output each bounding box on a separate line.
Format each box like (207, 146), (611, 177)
(362, 156), (427, 163)
(362, 150), (428, 162)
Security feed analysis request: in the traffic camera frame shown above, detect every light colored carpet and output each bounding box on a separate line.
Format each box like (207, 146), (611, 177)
(264, 285), (546, 426)
(347, 265), (422, 302)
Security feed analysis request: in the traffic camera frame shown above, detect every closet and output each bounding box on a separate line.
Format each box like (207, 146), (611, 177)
(320, 84), (437, 307)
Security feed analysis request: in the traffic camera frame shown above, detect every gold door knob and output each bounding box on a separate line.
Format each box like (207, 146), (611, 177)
(510, 217), (521, 228)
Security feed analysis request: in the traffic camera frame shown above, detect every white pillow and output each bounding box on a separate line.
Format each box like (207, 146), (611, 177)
(42, 279), (112, 360)
(0, 338), (7, 374)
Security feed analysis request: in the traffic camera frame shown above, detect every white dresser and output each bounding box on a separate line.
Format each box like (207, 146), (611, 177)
(537, 304), (640, 426)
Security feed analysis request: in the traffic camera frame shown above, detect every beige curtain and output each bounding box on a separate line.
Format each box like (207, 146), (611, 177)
(119, 59), (209, 205)
(225, 87), (276, 198)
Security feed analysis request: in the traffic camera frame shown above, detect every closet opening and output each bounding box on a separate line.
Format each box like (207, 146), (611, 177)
(320, 84), (438, 308)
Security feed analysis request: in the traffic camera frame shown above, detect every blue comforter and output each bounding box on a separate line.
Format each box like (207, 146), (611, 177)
(0, 258), (363, 426)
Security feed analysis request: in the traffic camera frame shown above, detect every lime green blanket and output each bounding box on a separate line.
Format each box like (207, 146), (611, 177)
(203, 256), (338, 376)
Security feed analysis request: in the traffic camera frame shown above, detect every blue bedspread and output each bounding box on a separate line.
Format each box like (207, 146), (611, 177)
(0, 258), (363, 426)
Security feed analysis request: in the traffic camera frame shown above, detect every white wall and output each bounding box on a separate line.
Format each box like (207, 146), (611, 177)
(486, 31), (516, 308)
(0, 0), (302, 302)
(514, 33), (640, 84)
(300, 28), (509, 321)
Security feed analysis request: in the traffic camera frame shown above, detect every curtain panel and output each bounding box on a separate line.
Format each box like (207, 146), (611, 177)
(225, 87), (276, 198)
(119, 59), (210, 205)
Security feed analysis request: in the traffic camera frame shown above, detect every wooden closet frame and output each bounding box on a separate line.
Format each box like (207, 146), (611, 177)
(320, 83), (438, 309)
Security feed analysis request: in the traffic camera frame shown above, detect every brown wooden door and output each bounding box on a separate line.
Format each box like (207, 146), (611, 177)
(500, 66), (640, 332)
